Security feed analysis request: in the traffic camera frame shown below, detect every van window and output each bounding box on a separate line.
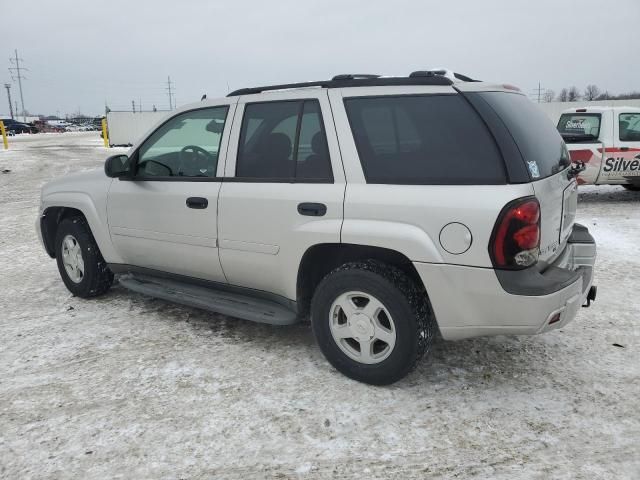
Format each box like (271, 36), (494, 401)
(557, 113), (601, 143)
(619, 113), (640, 141)
(344, 95), (506, 184)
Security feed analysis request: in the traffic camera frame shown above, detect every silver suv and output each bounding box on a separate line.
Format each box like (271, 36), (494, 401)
(37, 71), (597, 385)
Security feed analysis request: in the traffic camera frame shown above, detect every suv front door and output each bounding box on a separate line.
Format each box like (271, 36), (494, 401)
(107, 103), (235, 282)
(218, 91), (345, 300)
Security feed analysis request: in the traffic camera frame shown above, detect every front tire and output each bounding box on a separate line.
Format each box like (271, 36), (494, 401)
(54, 216), (114, 298)
(622, 184), (640, 191)
(311, 260), (434, 385)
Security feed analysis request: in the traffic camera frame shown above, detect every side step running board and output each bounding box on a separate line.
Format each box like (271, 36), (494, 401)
(117, 274), (299, 326)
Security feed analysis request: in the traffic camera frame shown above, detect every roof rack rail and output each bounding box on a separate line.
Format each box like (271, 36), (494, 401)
(227, 75), (453, 96)
(409, 69), (479, 82)
(332, 74), (381, 80)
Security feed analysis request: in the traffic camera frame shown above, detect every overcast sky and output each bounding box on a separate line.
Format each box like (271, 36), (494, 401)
(2, 0), (639, 116)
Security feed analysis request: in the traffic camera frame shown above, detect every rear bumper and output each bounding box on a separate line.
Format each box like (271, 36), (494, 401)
(415, 223), (596, 341)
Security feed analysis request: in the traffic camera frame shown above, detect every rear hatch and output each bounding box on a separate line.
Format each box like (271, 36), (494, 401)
(460, 89), (576, 264)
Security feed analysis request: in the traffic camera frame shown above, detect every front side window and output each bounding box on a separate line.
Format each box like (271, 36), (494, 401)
(236, 100), (332, 181)
(344, 94), (505, 184)
(136, 106), (228, 178)
(557, 113), (601, 143)
(619, 113), (640, 141)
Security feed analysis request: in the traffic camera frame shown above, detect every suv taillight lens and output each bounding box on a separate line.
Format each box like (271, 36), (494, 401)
(490, 197), (541, 269)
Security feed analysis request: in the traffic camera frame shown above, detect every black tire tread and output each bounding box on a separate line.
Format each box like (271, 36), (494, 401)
(55, 216), (113, 298)
(311, 259), (435, 384)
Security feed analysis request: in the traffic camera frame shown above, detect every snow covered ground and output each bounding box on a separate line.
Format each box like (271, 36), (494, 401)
(1, 133), (638, 479)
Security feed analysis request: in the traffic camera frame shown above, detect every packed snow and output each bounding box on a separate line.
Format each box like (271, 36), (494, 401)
(1, 133), (638, 478)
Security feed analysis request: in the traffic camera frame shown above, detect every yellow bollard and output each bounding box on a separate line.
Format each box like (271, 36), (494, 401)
(0, 121), (8, 150)
(101, 118), (109, 148)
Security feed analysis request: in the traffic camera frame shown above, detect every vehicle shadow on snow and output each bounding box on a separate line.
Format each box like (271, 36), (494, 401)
(100, 285), (559, 389)
(578, 186), (640, 204)
(102, 284), (317, 348)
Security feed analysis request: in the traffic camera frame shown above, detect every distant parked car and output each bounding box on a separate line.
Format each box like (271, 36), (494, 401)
(1, 118), (37, 134)
(558, 106), (640, 190)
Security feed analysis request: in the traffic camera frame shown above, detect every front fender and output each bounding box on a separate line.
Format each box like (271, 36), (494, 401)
(41, 191), (124, 264)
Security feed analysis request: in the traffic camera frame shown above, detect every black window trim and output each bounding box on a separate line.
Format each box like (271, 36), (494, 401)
(557, 112), (602, 141)
(343, 92), (509, 186)
(121, 104), (231, 182)
(232, 98), (335, 184)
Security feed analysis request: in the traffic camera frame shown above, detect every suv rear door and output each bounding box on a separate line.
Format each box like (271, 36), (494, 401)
(217, 90), (345, 300)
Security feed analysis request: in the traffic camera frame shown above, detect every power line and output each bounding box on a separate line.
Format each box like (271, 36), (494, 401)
(166, 76), (175, 110)
(8, 49), (27, 121)
(3, 84), (14, 119)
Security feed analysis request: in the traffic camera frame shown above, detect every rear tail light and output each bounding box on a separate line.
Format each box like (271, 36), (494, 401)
(490, 197), (541, 269)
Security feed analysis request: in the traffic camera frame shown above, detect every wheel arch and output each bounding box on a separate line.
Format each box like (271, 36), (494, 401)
(40, 195), (119, 263)
(41, 206), (87, 258)
(296, 243), (428, 317)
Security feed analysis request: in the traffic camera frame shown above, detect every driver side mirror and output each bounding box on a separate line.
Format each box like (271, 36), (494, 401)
(104, 154), (130, 178)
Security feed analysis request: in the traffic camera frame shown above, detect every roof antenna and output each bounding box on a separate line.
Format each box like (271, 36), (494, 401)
(201, 94), (207, 101)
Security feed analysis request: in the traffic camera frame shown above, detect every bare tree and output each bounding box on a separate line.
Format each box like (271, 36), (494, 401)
(568, 86), (581, 102)
(584, 84), (600, 101)
(596, 91), (611, 100)
(543, 89), (555, 102)
(558, 88), (569, 102)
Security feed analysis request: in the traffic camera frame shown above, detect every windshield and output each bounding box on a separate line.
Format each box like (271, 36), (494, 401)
(557, 113), (601, 143)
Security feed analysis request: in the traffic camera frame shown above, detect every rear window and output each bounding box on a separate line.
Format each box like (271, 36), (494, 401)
(557, 113), (601, 143)
(474, 92), (570, 180)
(344, 95), (506, 185)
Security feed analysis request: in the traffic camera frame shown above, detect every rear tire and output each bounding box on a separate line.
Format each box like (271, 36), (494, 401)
(311, 260), (434, 385)
(54, 216), (114, 298)
(622, 184), (640, 191)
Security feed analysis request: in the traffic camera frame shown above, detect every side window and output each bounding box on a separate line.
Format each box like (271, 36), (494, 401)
(296, 101), (332, 180)
(136, 106), (228, 178)
(344, 95), (505, 184)
(619, 113), (640, 142)
(236, 100), (332, 181)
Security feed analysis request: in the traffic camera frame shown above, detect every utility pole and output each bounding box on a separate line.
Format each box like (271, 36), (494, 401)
(166, 76), (174, 110)
(8, 49), (27, 121)
(4, 84), (14, 119)
(132, 100), (136, 113)
(531, 82), (544, 103)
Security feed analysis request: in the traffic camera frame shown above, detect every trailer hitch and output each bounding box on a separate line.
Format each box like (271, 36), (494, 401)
(583, 285), (597, 307)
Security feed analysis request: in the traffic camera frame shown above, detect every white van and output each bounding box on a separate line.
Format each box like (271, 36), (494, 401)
(557, 106), (640, 189)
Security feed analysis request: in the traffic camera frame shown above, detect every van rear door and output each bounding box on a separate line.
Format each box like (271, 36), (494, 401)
(557, 111), (604, 184)
(613, 111), (640, 184)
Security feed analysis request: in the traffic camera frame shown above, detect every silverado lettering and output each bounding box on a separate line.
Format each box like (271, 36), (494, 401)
(603, 156), (640, 174)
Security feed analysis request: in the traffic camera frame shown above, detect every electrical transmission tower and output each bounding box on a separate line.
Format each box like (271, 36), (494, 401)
(531, 82), (544, 103)
(166, 76), (175, 110)
(8, 49), (27, 121)
(3, 84), (14, 119)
